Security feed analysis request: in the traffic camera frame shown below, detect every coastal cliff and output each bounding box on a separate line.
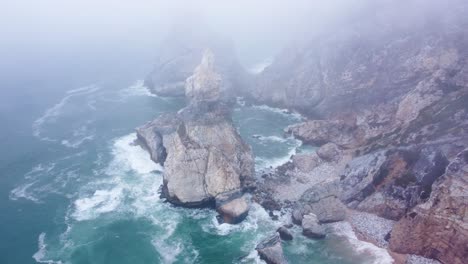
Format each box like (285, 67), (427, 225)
(138, 1), (468, 262)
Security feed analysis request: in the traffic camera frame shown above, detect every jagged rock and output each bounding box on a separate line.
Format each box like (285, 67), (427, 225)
(277, 226), (293, 241)
(145, 19), (250, 99)
(256, 234), (288, 264)
(389, 149), (468, 264)
(291, 153), (321, 172)
(252, 0), (468, 118)
(185, 50), (221, 102)
(215, 191), (249, 224)
(137, 53), (255, 216)
(302, 213), (326, 239)
(317, 143), (341, 161)
(340, 147), (451, 220)
(291, 207), (304, 225)
(285, 120), (362, 149)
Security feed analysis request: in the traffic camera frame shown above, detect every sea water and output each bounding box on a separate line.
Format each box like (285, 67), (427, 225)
(1, 80), (392, 264)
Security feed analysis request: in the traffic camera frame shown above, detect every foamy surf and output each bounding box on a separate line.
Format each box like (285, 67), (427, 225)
(118, 80), (158, 98)
(32, 85), (100, 141)
(329, 222), (394, 264)
(33, 233), (63, 264)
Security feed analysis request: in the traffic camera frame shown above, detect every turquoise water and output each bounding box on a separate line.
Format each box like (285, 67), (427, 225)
(1, 80), (388, 264)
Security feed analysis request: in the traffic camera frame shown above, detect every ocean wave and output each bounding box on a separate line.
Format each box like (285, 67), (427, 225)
(255, 138), (302, 171)
(32, 233), (63, 264)
(203, 203), (274, 236)
(118, 80), (158, 98)
(250, 104), (303, 121)
(32, 84), (100, 141)
(329, 222), (394, 264)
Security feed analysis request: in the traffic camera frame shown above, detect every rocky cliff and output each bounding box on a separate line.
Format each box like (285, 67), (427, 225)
(249, 0), (468, 262)
(138, 50), (254, 223)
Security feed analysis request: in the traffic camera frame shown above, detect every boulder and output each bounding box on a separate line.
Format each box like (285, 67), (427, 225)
(277, 226), (293, 241)
(215, 191), (249, 224)
(291, 207), (304, 225)
(302, 213), (326, 239)
(317, 143), (341, 161)
(300, 181), (346, 223)
(291, 153), (321, 172)
(256, 234), (288, 264)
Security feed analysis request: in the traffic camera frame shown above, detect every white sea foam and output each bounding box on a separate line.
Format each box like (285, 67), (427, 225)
(329, 222), (394, 264)
(205, 203), (273, 236)
(33, 233), (63, 264)
(250, 104), (303, 121)
(33, 85), (100, 141)
(256, 138), (302, 170)
(119, 80), (157, 98)
(61, 135), (95, 148)
(72, 187), (124, 221)
(107, 133), (163, 175)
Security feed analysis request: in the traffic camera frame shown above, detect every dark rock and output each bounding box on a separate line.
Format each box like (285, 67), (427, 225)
(277, 226), (293, 241)
(256, 234), (288, 264)
(291, 208), (304, 225)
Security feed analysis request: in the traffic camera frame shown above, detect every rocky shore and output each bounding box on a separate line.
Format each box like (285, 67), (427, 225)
(136, 1), (468, 263)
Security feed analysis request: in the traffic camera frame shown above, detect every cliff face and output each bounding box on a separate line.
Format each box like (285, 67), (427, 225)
(145, 21), (250, 100)
(389, 149), (468, 264)
(251, 0), (468, 262)
(253, 0), (468, 118)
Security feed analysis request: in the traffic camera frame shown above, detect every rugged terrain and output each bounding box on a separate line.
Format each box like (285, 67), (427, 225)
(137, 50), (254, 224)
(138, 1), (468, 263)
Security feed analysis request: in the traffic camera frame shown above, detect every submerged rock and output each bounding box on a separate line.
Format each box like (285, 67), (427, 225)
(256, 234), (288, 264)
(302, 213), (326, 239)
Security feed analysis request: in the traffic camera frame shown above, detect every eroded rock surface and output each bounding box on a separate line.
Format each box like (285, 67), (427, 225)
(389, 149), (468, 264)
(137, 51), (254, 223)
(256, 234), (288, 264)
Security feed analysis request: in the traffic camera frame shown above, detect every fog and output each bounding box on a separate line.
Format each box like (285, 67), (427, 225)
(0, 0), (463, 91)
(0, 0), (361, 82)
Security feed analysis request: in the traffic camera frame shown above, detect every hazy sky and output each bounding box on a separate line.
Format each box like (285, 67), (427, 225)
(0, 0), (359, 56)
(1, 0), (462, 86)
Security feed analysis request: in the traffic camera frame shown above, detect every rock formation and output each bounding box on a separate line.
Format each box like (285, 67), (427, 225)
(256, 234), (288, 264)
(145, 18), (250, 100)
(249, 0), (468, 261)
(301, 213), (326, 239)
(137, 50), (254, 223)
(389, 149), (468, 264)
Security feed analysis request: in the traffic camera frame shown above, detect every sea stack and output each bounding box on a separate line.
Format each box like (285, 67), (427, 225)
(137, 50), (254, 223)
